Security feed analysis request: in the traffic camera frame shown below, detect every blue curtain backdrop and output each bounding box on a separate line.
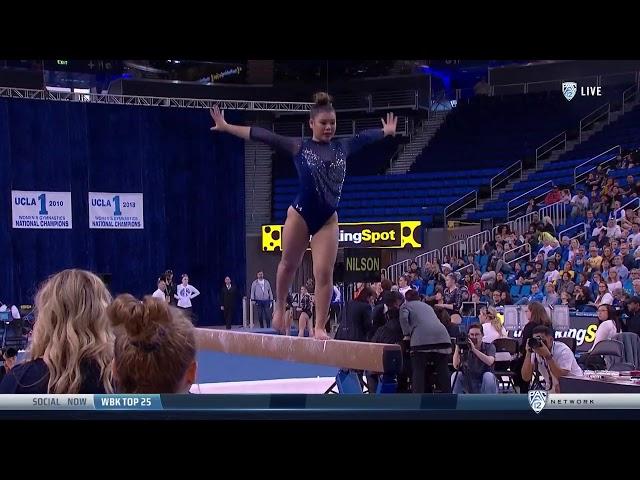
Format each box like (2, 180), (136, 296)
(0, 98), (246, 326)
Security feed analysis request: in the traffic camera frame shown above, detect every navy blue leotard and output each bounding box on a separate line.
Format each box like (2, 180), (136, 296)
(250, 127), (384, 235)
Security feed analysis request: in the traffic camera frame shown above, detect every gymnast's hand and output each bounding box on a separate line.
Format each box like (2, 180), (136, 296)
(210, 106), (229, 132)
(381, 112), (397, 137)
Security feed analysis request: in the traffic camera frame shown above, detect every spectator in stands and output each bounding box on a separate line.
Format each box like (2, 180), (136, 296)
(610, 187), (623, 206)
(606, 218), (622, 240)
(595, 194), (612, 217)
(612, 288), (629, 310)
(397, 275), (412, 298)
(590, 272), (604, 298)
(489, 290), (503, 308)
(552, 251), (563, 269)
(408, 261), (422, 279)
(556, 271), (575, 296)
(492, 271), (509, 293)
(594, 281), (614, 306)
(560, 291), (575, 308)
(451, 323), (498, 394)
(611, 239), (621, 255)
(544, 261), (561, 284)
(606, 267), (623, 292)
(522, 324), (583, 393)
(591, 218), (605, 239)
(517, 263), (535, 286)
(517, 282), (544, 305)
(441, 263), (455, 280)
(525, 197), (536, 214)
(538, 237), (554, 258)
(543, 283), (559, 307)
(544, 185), (562, 206)
(509, 262), (526, 285)
(585, 173), (600, 190)
(438, 274), (464, 322)
(0, 269), (113, 394)
(585, 210), (597, 233)
(574, 286), (591, 308)
(574, 249), (586, 274)
(408, 272), (423, 293)
(601, 258), (612, 280)
(562, 260), (575, 279)
(500, 291), (513, 306)
(629, 223), (640, 249)
(594, 229), (609, 250)
(602, 177), (615, 196)
(613, 256), (629, 282)
(621, 175), (635, 198)
(570, 189), (589, 218)
(541, 216), (556, 236)
(620, 242), (635, 270)
(400, 289), (452, 393)
(108, 294), (196, 394)
(532, 262), (545, 284)
(479, 306), (506, 343)
(587, 246), (603, 273)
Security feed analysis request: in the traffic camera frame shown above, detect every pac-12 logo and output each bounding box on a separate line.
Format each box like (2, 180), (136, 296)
(562, 82), (577, 101)
(528, 390), (548, 414)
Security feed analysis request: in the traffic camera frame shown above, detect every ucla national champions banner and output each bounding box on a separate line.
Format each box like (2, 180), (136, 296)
(12, 190), (72, 229)
(89, 192), (144, 229)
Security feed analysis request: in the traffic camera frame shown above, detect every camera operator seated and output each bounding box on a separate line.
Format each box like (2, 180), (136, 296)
(451, 324), (499, 394)
(521, 325), (583, 393)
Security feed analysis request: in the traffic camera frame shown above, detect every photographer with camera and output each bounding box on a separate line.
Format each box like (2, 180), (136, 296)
(521, 325), (582, 393)
(451, 324), (498, 393)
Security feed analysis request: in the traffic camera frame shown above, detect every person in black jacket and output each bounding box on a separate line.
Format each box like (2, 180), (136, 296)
(219, 276), (238, 330)
(335, 286), (375, 342)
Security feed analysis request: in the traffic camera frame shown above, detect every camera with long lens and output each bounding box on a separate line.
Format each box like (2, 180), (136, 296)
(456, 332), (470, 351)
(527, 336), (544, 350)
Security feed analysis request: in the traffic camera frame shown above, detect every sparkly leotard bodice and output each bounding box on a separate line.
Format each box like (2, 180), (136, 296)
(250, 127), (384, 234)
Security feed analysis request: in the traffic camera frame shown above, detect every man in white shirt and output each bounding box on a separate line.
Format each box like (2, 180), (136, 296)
(521, 325), (582, 393)
(591, 218), (605, 238)
(606, 218), (622, 239)
(543, 261), (561, 284)
(152, 278), (168, 302)
(570, 189), (589, 218)
(628, 223), (640, 249)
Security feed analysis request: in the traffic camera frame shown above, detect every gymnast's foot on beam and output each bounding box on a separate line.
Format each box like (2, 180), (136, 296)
(313, 326), (331, 340)
(272, 303), (286, 334)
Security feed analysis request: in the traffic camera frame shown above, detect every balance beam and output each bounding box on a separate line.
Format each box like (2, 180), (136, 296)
(195, 328), (402, 375)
